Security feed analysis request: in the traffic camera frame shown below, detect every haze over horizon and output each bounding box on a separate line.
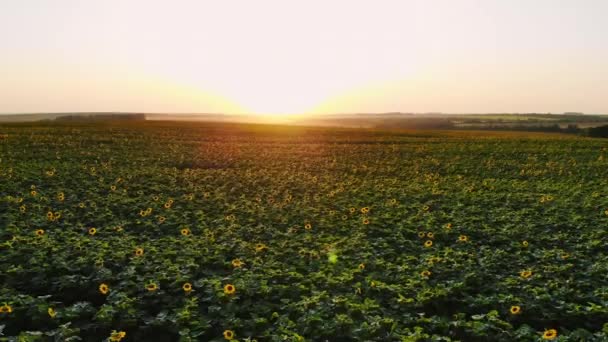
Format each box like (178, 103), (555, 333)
(1, 0), (607, 115)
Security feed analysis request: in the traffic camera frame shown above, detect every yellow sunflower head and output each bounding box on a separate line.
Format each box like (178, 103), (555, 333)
(224, 284), (236, 295)
(510, 305), (521, 315)
(424, 240), (433, 248)
(182, 282), (192, 293)
(88, 227), (97, 236)
(48, 307), (57, 318)
(146, 283), (158, 292)
(426, 232), (434, 239)
(458, 235), (468, 242)
(520, 270), (533, 279)
(231, 259), (244, 268)
(35, 229), (45, 236)
(223, 330), (235, 340)
(417, 231), (425, 238)
(542, 329), (557, 340)
(180, 228), (191, 236)
(135, 248), (144, 256)
(421, 270), (431, 277)
(99, 283), (109, 295)
(358, 263), (365, 270)
(0, 304), (13, 314)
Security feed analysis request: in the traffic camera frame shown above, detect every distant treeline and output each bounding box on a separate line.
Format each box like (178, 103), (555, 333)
(455, 123), (608, 138)
(55, 113), (146, 121)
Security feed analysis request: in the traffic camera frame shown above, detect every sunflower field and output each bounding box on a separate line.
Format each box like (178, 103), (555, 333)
(1, 121), (607, 341)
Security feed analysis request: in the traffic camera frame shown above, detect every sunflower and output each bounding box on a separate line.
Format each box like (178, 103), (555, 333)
(46, 211), (53, 220)
(31, 190), (37, 196)
(48, 307), (57, 318)
(349, 207), (356, 213)
(231, 259), (245, 268)
(361, 207), (370, 214)
(427, 232), (434, 239)
(422, 205), (430, 211)
(223, 330), (235, 340)
(358, 263), (365, 270)
(421, 270), (431, 277)
(445, 223), (452, 229)
(542, 329), (557, 340)
(458, 235), (468, 242)
(19, 205), (26, 212)
(522, 240), (529, 247)
(146, 283), (158, 292)
(417, 231), (425, 238)
(180, 228), (191, 236)
(158, 216), (166, 223)
(0, 304), (12, 314)
(390, 198), (397, 204)
(362, 218), (370, 225)
(255, 243), (267, 252)
(109, 330), (127, 342)
(110, 185), (116, 191)
(88, 227), (97, 236)
(304, 223), (312, 230)
(78, 202), (85, 208)
(57, 192), (65, 201)
(520, 270), (533, 279)
(224, 284), (236, 295)
(182, 282), (192, 293)
(35, 229), (45, 236)
(153, 195), (160, 201)
(510, 305), (521, 315)
(561, 253), (570, 260)
(164, 202), (172, 209)
(134, 248), (144, 256)
(99, 283), (109, 295)
(424, 240), (433, 248)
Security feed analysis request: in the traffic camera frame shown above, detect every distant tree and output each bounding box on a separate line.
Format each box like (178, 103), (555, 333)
(586, 125), (608, 138)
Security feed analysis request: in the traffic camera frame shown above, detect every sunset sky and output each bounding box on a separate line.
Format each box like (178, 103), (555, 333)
(1, 0), (607, 115)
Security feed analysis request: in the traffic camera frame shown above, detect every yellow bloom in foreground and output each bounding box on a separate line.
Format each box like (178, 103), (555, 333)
(445, 223), (452, 229)
(417, 231), (425, 238)
(458, 235), (468, 242)
(109, 330), (127, 341)
(542, 329), (557, 340)
(522, 240), (529, 247)
(231, 259), (244, 268)
(358, 263), (365, 270)
(146, 283), (158, 292)
(520, 270), (533, 279)
(135, 248), (144, 256)
(427, 232), (434, 239)
(421, 270), (431, 277)
(35, 229), (45, 236)
(180, 228), (191, 236)
(88, 227), (97, 236)
(99, 283), (109, 295)
(362, 218), (370, 225)
(48, 307), (57, 318)
(223, 330), (235, 340)
(183, 282), (192, 293)
(510, 305), (521, 315)
(304, 223), (312, 230)
(0, 304), (12, 313)
(424, 240), (433, 248)
(255, 243), (267, 252)
(224, 284), (236, 295)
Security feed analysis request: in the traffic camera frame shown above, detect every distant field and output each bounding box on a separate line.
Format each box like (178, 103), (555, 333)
(1, 121), (607, 341)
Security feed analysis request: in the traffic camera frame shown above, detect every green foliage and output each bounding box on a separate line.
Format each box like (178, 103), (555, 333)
(0, 121), (607, 341)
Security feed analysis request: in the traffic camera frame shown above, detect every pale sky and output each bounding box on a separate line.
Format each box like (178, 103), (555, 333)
(1, 0), (607, 114)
